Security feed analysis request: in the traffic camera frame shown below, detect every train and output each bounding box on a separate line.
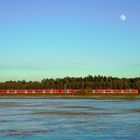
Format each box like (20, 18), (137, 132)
(0, 89), (138, 94)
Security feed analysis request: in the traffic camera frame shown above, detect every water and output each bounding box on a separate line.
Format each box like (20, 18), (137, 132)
(0, 99), (140, 140)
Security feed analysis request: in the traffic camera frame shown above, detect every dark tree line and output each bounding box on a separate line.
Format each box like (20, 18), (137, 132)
(0, 75), (140, 92)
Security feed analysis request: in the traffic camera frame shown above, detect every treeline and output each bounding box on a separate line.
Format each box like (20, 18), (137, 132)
(0, 75), (140, 91)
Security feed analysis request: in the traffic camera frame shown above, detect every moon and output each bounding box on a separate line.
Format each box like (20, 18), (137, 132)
(120, 15), (126, 21)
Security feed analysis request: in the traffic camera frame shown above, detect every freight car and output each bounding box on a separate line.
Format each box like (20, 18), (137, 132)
(0, 89), (138, 94)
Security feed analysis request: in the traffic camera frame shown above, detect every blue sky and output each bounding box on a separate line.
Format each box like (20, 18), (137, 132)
(0, 0), (140, 81)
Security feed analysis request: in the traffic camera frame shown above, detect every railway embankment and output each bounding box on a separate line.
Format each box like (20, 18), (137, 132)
(0, 94), (140, 100)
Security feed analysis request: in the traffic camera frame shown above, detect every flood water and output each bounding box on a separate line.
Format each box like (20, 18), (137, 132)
(0, 99), (140, 140)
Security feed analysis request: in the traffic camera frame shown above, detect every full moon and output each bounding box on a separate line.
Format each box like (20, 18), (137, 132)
(120, 15), (126, 21)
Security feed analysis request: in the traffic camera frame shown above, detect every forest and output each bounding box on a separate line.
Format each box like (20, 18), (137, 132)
(0, 75), (140, 92)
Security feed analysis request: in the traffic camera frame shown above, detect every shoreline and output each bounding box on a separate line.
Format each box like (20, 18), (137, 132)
(0, 95), (140, 100)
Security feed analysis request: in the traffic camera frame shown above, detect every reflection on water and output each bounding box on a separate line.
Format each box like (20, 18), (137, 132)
(0, 99), (140, 140)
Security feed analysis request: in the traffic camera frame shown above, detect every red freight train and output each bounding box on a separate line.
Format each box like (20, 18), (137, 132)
(0, 89), (138, 94)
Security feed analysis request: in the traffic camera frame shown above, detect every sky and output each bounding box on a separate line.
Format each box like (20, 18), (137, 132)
(0, 0), (140, 81)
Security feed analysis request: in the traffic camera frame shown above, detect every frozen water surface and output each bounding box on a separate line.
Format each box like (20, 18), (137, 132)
(0, 99), (140, 140)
